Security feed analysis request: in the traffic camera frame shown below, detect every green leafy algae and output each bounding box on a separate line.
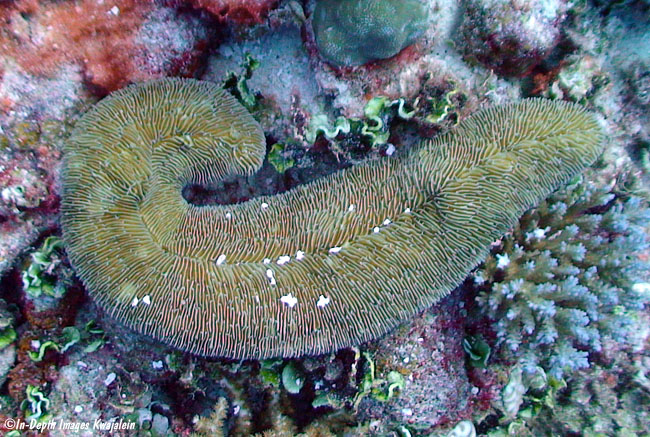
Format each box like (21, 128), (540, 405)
(21, 236), (65, 298)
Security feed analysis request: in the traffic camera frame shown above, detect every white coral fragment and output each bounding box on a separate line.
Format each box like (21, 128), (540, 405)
(266, 269), (276, 285)
(496, 253), (510, 269)
(316, 295), (330, 307)
(280, 293), (298, 308)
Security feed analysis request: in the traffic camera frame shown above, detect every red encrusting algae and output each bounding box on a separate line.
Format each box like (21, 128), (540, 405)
(0, 0), (212, 94)
(188, 0), (278, 25)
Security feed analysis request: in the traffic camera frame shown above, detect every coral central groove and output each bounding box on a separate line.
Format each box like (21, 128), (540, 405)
(61, 78), (603, 358)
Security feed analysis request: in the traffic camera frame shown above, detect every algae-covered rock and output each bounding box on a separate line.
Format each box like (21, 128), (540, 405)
(0, 300), (17, 387)
(459, 0), (568, 76)
(312, 0), (428, 67)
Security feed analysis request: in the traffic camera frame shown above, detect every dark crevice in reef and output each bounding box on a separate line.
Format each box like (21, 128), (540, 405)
(182, 136), (352, 207)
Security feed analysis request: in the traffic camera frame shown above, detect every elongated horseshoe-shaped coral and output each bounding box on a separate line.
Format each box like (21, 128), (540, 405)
(61, 78), (603, 359)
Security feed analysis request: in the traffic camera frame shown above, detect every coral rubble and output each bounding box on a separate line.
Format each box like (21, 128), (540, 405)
(0, 121), (65, 276)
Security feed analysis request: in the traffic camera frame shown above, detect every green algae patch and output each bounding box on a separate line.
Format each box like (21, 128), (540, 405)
(61, 78), (603, 359)
(22, 236), (65, 298)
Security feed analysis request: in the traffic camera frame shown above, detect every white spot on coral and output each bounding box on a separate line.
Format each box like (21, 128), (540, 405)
(131, 297), (139, 307)
(266, 269), (276, 285)
(404, 207), (411, 213)
(296, 250), (305, 260)
(1, 188), (11, 202)
(74, 405), (83, 414)
(263, 258), (271, 264)
(348, 204), (356, 212)
(225, 212), (232, 219)
(104, 372), (116, 386)
(109, 5), (120, 15)
(151, 360), (164, 370)
(280, 293), (298, 308)
(533, 227), (548, 239)
(216, 254), (227, 265)
(142, 295), (151, 305)
(385, 144), (396, 156)
(31, 340), (40, 350)
(402, 408), (413, 416)
(261, 202), (269, 210)
(383, 218), (391, 226)
(277, 255), (291, 265)
(526, 226), (550, 241)
(329, 246), (341, 254)
(316, 295), (330, 308)
(449, 421), (476, 437)
(633, 282), (650, 294)
(373, 227), (380, 233)
(496, 254), (510, 269)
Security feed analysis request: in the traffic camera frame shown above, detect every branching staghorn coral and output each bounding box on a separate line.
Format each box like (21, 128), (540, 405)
(61, 78), (603, 359)
(474, 177), (650, 378)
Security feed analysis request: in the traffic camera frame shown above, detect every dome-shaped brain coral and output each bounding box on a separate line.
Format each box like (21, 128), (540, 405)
(61, 78), (603, 359)
(311, 0), (429, 67)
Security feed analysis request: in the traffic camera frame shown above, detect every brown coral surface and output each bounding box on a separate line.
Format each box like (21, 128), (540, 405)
(61, 78), (603, 359)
